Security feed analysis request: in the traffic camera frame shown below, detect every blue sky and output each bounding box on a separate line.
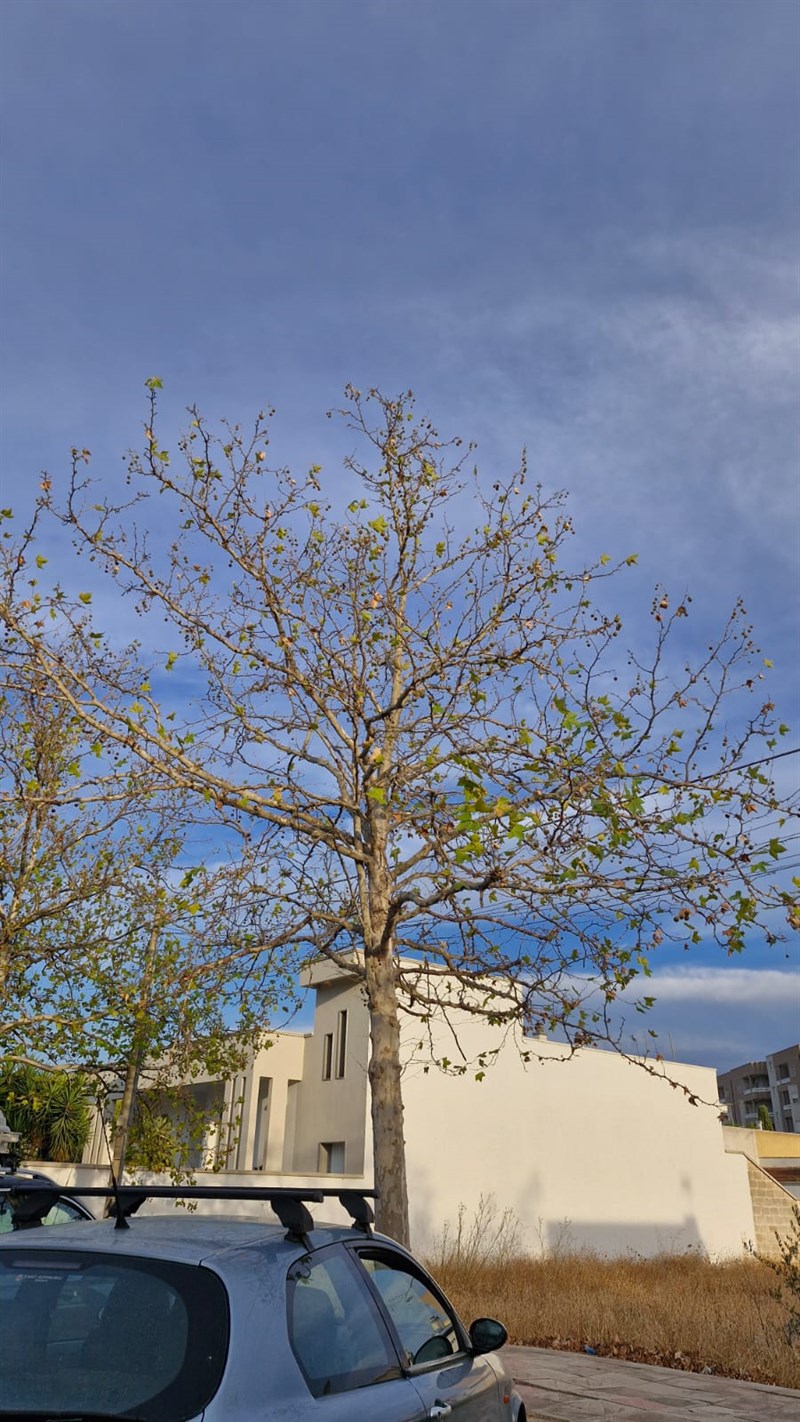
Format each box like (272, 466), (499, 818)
(1, 0), (798, 1069)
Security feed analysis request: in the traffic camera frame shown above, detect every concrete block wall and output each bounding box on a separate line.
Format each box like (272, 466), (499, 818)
(746, 1158), (799, 1258)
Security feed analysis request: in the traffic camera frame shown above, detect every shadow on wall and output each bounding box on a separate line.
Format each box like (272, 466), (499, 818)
(411, 1178), (709, 1261)
(540, 1215), (706, 1257)
(408, 1167), (439, 1255)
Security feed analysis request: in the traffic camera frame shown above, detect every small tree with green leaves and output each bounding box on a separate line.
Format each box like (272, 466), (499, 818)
(3, 383), (796, 1244)
(0, 603), (303, 1176)
(97, 850), (303, 1179)
(0, 653), (161, 1051)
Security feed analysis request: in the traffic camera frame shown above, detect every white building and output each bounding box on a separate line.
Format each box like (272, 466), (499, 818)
(82, 957), (787, 1258)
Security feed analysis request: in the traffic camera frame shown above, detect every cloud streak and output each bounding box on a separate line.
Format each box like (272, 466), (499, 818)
(616, 966), (799, 1069)
(625, 966), (798, 1010)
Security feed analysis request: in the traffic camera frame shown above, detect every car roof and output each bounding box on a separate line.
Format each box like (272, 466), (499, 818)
(0, 1211), (386, 1268)
(0, 1169), (67, 1187)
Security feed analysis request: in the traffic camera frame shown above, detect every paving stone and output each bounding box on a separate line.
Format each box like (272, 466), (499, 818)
(504, 1345), (800, 1420)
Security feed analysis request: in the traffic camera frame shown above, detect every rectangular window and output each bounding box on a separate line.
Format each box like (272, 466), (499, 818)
(357, 1252), (462, 1366)
(287, 1250), (397, 1397)
(778, 1064), (790, 1080)
(318, 1141), (345, 1173)
(0, 1251), (229, 1418)
(322, 1033), (333, 1081)
(335, 1010), (348, 1079)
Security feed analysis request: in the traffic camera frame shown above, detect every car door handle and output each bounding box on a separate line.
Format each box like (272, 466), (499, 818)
(429, 1406), (452, 1419)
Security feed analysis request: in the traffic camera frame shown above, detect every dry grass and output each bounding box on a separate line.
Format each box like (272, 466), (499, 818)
(431, 1251), (800, 1390)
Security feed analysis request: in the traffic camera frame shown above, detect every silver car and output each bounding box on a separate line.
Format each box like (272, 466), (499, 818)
(0, 1184), (525, 1421)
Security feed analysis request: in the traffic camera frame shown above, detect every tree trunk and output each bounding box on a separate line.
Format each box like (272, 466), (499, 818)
(109, 1048), (140, 1182)
(365, 947), (410, 1246)
(109, 923), (160, 1182)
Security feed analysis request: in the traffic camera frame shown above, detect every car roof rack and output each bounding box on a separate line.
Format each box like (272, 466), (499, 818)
(0, 1178), (377, 1240)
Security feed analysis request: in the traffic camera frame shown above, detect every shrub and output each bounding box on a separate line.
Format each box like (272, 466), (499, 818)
(758, 1204), (800, 1350)
(0, 1063), (91, 1162)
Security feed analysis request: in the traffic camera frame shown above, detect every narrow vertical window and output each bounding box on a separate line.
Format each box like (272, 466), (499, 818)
(322, 1033), (333, 1081)
(335, 1010), (348, 1079)
(318, 1141), (345, 1173)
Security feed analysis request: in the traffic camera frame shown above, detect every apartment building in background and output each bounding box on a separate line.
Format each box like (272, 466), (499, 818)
(717, 1044), (800, 1132)
(767, 1044), (800, 1132)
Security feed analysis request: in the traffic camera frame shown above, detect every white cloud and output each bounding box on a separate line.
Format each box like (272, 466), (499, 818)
(395, 231), (799, 561)
(624, 966), (799, 1010)
(614, 964), (800, 1068)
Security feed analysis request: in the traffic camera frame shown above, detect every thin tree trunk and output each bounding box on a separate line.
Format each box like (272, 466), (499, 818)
(359, 778), (411, 1247)
(109, 1047), (140, 1182)
(109, 922), (160, 1181)
(365, 948), (409, 1246)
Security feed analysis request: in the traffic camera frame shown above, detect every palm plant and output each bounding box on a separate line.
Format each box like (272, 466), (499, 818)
(0, 1062), (91, 1162)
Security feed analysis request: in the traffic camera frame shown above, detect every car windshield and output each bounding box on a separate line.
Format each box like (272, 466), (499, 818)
(0, 1248), (229, 1421)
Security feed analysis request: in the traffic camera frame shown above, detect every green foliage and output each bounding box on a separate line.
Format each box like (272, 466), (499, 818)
(120, 1082), (228, 1177)
(124, 1108), (180, 1173)
(757, 1103), (774, 1131)
(0, 1062), (91, 1162)
(0, 628), (299, 1137)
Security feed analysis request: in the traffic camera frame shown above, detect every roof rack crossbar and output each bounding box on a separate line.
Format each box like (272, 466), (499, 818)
(305, 1188), (378, 1199)
(1, 1179), (379, 1234)
(1, 1182), (327, 1202)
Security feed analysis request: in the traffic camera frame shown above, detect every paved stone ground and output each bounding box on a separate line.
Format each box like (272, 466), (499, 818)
(504, 1345), (800, 1420)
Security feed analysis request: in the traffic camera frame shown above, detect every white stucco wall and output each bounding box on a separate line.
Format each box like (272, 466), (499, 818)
(77, 959), (757, 1257)
(291, 973), (370, 1174)
(232, 1031), (308, 1172)
(396, 1012), (756, 1258)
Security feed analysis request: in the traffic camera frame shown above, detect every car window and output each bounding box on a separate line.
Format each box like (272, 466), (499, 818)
(356, 1251), (463, 1367)
(0, 1248), (229, 1421)
(287, 1247), (400, 1398)
(0, 1194), (87, 1234)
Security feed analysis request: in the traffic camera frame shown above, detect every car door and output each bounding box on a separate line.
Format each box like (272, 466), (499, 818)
(351, 1247), (502, 1421)
(286, 1245), (428, 1420)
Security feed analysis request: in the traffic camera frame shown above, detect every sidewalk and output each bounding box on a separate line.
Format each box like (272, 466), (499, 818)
(505, 1345), (800, 1420)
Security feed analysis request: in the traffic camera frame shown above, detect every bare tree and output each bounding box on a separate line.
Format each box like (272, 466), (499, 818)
(3, 385), (795, 1243)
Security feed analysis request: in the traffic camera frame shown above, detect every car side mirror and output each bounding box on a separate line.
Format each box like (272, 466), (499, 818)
(469, 1316), (508, 1355)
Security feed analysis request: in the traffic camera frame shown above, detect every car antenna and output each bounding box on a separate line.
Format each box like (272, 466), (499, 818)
(98, 1097), (130, 1231)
